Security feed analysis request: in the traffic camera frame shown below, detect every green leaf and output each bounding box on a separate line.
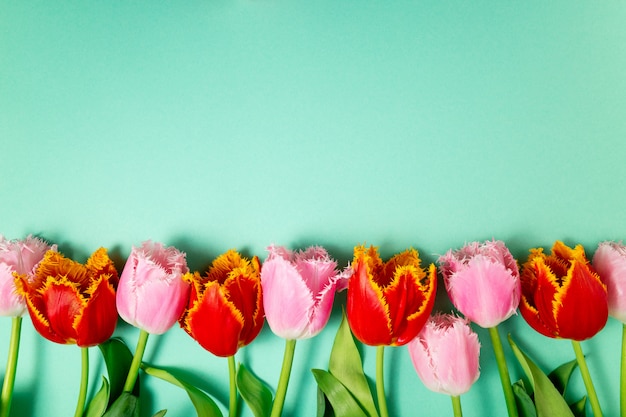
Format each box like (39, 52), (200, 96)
(327, 311), (378, 417)
(317, 387), (334, 417)
(312, 370), (368, 417)
(508, 335), (574, 417)
(236, 363), (273, 417)
(548, 359), (578, 396)
(142, 365), (223, 417)
(85, 377), (110, 417)
(99, 338), (140, 401)
(102, 392), (140, 417)
(570, 396), (587, 417)
(151, 410), (168, 417)
(512, 379), (537, 417)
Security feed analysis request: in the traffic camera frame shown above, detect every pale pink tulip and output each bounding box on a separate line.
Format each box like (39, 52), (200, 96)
(408, 313), (480, 396)
(593, 241), (626, 323)
(0, 235), (56, 317)
(438, 240), (521, 328)
(117, 241), (190, 334)
(261, 245), (350, 339)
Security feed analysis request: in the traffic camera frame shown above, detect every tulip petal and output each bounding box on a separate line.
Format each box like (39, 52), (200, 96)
(75, 275), (117, 347)
(223, 271), (263, 346)
(41, 278), (85, 344)
(593, 242), (626, 322)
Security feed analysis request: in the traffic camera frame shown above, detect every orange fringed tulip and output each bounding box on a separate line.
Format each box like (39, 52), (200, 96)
(179, 250), (264, 357)
(520, 240), (608, 341)
(15, 248), (118, 347)
(347, 245), (437, 346)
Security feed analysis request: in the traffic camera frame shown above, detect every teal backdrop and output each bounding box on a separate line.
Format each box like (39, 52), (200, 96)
(2, 2), (626, 416)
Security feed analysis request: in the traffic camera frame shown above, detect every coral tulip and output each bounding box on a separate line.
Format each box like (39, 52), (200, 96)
(346, 245), (437, 347)
(438, 240), (520, 328)
(15, 247), (118, 347)
(180, 249), (264, 357)
(409, 313), (480, 397)
(117, 240), (190, 335)
(520, 240), (607, 340)
(0, 235), (56, 317)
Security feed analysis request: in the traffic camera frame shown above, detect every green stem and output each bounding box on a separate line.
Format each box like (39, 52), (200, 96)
(74, 347), (89, 417)
(269, 339), (296, 417)
(572, 340), (603, 417)
(123, 330), (150, 393)
(376, 345), (389, 417)
(228, 355), (237, 417)
(488, 326), (518, 417)
(451, 395), (463, 417)
(0, 317), (22, 417)
(622, 324), (626, 417)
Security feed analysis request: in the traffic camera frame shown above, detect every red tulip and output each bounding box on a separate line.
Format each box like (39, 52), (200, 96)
(346, 245), (437, 346)
(179, 250), (264, 357)
(520, 240), (608, 341)
(14, 248), (118, 347)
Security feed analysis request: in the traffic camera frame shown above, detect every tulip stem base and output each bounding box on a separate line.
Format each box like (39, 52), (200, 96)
(488, 326), (518, 417)
(124, 330), (150, 393)
(451, 395), (463, 417)
(0, 317), (22, 417)
(376, 345), (389, 417)
(74, 347), (89, 417)
(622, 324), (626, 417)
(228, 355), (237, 417)
(270, 339), (296, 417)
(572, 340), (603, 417)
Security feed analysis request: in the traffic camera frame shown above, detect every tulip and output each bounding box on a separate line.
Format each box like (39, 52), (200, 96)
(346, 245), (437, 417)
(438, 240), (520, 417)
(408, 313), (480, 417)
(117, 241), (190, 394)
(521, 240), (607, 417)
(180, 250), (264, 417)
(261, 245), (349, 417)
(15, 247), (118, 417)
(0, 235), (56, 417)
(592, 240), (626, 417)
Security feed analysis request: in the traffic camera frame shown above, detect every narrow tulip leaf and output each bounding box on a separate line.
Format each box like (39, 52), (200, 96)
(570, 396), (587, 417)
(99, 338), (140, 400)
(102, 392), (140, 417)
(508, 336), (574, 417)
(547, 359), (578, 395)
(151, 410), (168, 417)
(317, 387), (335, 417)
(327, 312), (378, 417)
(512, 380), (537, 417)
(85, 377), (110, 417)
(142, 365), (223, 417)
(312, 369), (368, 417)
(236, 363), (273, 417)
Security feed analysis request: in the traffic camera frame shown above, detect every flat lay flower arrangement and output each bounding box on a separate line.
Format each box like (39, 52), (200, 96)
(0, 236), (624, 417)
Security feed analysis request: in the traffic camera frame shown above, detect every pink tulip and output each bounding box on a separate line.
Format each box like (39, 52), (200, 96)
(261, 245), (350, 339)
(593, 241), (626, 323)
(0, 235), (56, 317)
(408, 313), (480, 396)
(117, 241), (190, 334)
(438, 240), (521, 328)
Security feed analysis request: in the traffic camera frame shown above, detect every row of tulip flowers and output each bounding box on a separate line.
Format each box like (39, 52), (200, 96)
(0, 235), (623, 417)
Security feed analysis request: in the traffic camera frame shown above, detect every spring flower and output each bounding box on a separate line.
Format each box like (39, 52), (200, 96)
(180, 249), (264, 357)
(520, 240), (607, 340)
(117, 240), (190, 335)
(0, 235), (56, 317)
(438, 240), (520, 328)
(346, 245), (437, 347)
(409, 313), (480, 396)
(261, 245), (350, 340)
(15, 247), (118, 347)
(592, 241), (626, 323)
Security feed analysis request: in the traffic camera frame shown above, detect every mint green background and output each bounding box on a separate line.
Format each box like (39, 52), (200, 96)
(2, 2), (626, 416)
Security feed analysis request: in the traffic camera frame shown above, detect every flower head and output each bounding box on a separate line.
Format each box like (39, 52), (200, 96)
(15, 248), (118, 347)
(346, 245), (437, 346)
(438, 240), (521, 328)
(0, 235), (56, 317)
(520, 240), (608, 340)
(117, 241), (190, 335)
(408, 313), (480, 396)
(261, 245), (350, 340)
(180, 250), (264, 357)
(593, 241), (626, 323)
